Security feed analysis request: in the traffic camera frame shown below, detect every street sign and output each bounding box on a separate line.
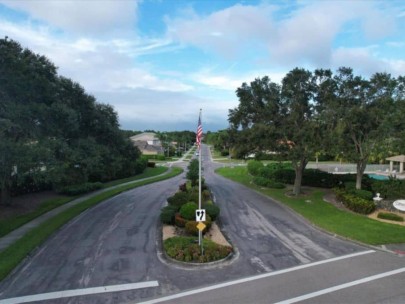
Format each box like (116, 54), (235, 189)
(195, 209), (206, 222)
(196, 222), (206, 231)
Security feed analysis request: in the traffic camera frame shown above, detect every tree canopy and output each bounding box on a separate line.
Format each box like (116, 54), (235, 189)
(0, 38), (145, 204)
(228, 67), (405, 194)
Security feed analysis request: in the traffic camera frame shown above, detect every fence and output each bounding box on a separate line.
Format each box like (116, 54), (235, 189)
(307, 163), (392, 174)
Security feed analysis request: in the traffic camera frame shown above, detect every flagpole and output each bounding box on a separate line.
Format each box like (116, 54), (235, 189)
(198, 109), (203, 255)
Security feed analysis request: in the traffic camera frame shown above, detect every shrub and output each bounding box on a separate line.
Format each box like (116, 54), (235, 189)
(180, 202), (198, 220)
(163, 236), (232, 263)
(266, 162), (292, 171)
(371, 179), (405, 200)
(302, 169), (337, 188)
(160, 205), (178, 224)
(57, 182), (103, 195)
(185, 216), (212, 236)
(221, 150), (229, 156)
(203, 203), (220, 221)
(167, 192), (189, 208)
(272, 169), (295, 184)
(175, 213), (187, 227)
(333, 188), (375, 214)
(188, 192), (199, 204)
(134, 158), (148, 173)
(349, 189), (373, 201)
(377, 212), (404, 222)
(247, 160), (264, 176)
(253, 176), (285, 189)
(179, 183), (187, 192)
(202, 189), (211, 201)
(147, 162), (156, 168)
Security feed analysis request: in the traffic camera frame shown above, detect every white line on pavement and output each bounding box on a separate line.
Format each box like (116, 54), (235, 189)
(137, 250), (375, 304)
(0, 281), (159, 304)
(274, 267), (405, 304)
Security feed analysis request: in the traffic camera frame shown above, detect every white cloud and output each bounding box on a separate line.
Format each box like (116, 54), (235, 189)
(166, 2), (398, 67)
(166, 4), (276, 58)
(97, 89), (233, 131)
(331, 46), (405, 76)
(0, 0), (138, 35)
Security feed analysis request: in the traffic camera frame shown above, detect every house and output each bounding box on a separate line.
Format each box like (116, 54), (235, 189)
(130, 132), (164, 155)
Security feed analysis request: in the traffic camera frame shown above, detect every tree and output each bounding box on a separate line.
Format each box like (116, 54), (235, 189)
(279, 68), (319, 195)
(0, 37), (145, 203)
(229, 69), (320, 195)
(187, 159), (199, 187)
(333, 68), (397, 189)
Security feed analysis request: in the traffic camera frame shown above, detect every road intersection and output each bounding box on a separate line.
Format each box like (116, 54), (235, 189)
(0, 145), (404, 303)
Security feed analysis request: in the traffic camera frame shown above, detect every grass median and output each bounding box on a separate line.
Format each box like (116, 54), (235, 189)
(216, 166), (405, 245)
(0, 167), (183, 282)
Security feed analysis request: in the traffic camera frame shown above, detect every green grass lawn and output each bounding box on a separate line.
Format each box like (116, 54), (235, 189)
(216, 166), (405, 245)
(0, 167), (183, 281)
(103, 167), (167, 188)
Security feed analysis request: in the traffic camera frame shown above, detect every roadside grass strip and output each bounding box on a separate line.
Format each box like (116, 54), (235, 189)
(0, 167), (167, 239)
(0, 167), (183, 282)
(0, 197), (73, 238)
(0, 281), (159, 304)
(216, 167), (405, 245)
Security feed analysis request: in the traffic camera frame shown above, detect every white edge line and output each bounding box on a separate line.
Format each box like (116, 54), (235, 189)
(0, 281), (159, 304)
(274, 266), (405, 304)
(137, 250), (375, 304)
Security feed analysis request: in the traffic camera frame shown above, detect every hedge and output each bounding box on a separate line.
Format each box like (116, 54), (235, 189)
(57, 182), (103, 196)
(252, 176), (285, 189)
(185, 215), (212, 236)
(179, 202), (198, 221)
(334, 188), (376, 214)
(247, 160), (264, 176)
(160, 205), (178, 225)
(202, 203), (220, 221)
(377, 212), (404, 222)
(167, 191), (189, 208)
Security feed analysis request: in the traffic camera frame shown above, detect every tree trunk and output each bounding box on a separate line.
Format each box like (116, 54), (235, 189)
(293, 158), (308, 195)
(356, 160), (367, 190)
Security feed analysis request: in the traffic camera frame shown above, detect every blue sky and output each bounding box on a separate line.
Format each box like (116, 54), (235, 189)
(1, 0), (405, 131)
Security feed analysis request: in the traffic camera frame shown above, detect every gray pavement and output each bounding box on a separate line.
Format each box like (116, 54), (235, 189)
(0, 144), (404, 304)
(0, 167), (174, 252)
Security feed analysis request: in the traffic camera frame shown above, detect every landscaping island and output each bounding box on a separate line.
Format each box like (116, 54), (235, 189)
(160, 159), (233, 263)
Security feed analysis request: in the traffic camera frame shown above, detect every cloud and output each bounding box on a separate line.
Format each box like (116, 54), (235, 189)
(166, 1), (398, 67)
(0, 0), (138, 35)
(0, 19), (192, 93)
(332, 46), (405, 76)
(97, 89), (234, 131)
(165, 4), (276, 58)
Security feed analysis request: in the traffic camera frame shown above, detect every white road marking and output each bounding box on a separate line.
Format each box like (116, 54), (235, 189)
(274, 266), (405, 304)
(0, 281), (159, 304)
(137, 250), (375, 304)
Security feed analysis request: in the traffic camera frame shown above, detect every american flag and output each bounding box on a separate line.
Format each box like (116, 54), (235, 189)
(196, 112), (203, 148)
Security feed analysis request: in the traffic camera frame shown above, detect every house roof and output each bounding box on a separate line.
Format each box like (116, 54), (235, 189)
(130, 132), (158, 142)
(386, 155), (405, 162)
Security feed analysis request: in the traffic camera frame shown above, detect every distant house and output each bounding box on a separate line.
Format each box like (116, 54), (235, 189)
(130, 132), (164, 155)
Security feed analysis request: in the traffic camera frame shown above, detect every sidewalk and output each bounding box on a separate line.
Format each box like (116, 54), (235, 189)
(0, 168), (174, 252)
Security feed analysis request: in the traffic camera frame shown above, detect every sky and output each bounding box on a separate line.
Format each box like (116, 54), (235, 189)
(1, 0), (405, 132)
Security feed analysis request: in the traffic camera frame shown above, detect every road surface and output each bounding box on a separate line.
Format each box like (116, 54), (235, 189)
(1, 145), (403, 304)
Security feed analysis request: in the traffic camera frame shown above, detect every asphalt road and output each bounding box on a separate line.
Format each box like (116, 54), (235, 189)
(1, 145), (403, 304)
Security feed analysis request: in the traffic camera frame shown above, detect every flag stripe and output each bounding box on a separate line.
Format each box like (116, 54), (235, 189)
(196, 114), (202, 147)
